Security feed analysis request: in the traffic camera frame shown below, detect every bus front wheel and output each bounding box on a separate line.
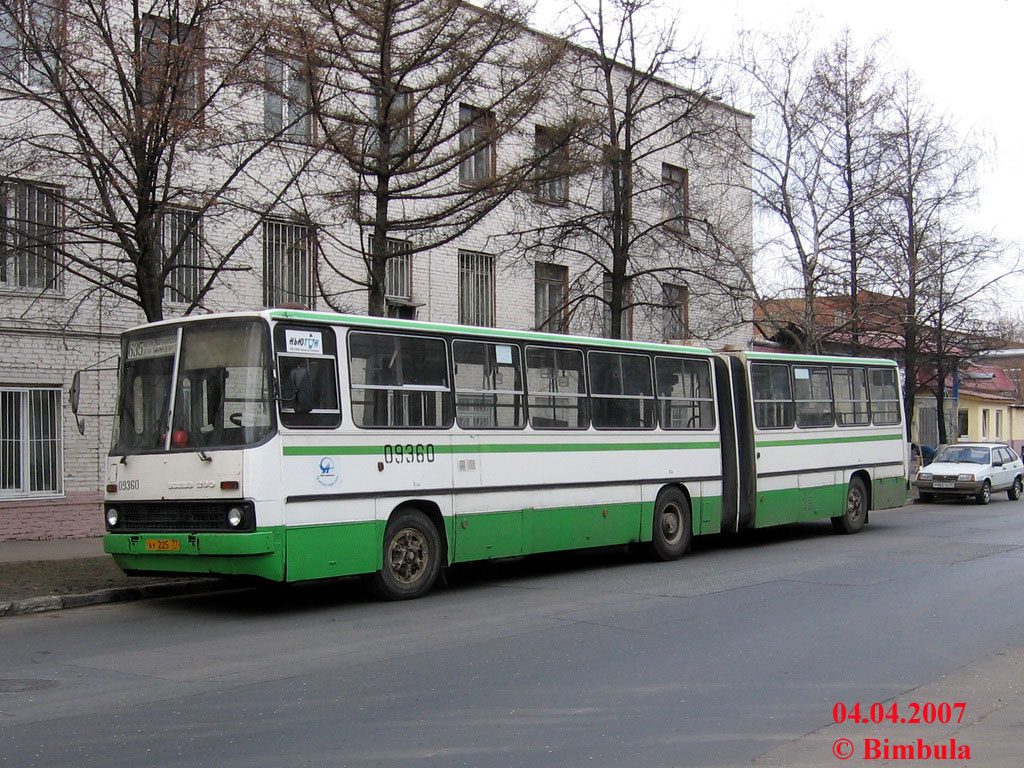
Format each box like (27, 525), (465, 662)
(372, 509), (442, 600)
(832, 477), (868, 534)
(649, 488), (691, 561)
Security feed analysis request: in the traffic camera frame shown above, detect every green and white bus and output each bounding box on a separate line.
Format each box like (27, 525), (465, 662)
(102, 309), (909, 599)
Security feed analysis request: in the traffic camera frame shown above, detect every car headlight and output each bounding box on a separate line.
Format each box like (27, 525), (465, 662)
(226, 506), (245, 528)
(918, 473), (932, 481)
(106, 507), (119, 527)
(958, 474), (975, 482)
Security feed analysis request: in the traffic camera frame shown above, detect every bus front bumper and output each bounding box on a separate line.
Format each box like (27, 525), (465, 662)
(103, 531), (284, 581)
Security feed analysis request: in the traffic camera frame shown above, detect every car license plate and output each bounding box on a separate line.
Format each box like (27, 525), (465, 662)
(145, 539), (181, 552)
(933, 482), (955, 489)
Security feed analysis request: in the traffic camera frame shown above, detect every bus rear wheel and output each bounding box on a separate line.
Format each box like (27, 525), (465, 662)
(649, 487), (691, 561)
(372, 509), (441, 600)
(832, 477), (867, 534)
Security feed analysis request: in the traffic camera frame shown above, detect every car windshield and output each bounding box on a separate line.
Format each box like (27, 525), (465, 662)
(933, 446), (991, 465)
(112, 319), (275, 454)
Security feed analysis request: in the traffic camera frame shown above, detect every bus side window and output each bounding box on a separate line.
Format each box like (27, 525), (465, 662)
(274, 324), (342, 429)
(751, 363), (794, 429)
(868, 367), (901, 425)
(525, 346), (589, 430)
(655, 356), (715, 430)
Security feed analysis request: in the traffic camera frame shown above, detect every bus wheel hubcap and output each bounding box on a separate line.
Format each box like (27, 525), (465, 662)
(662, 506), (681, 543)
(389, 529), (428, 583)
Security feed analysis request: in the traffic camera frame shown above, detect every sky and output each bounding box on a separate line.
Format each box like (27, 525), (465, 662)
(533, 0), (1024, 252)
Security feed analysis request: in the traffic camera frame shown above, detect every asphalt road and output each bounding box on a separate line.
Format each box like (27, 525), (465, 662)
(2, 498), (1024, 768)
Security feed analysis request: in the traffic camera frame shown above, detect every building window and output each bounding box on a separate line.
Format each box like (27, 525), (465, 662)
(263, 219), (314, 308)
(661, 162), (688, 232)
(265, 52), (311, 143)
(602, 273), (632, 339)
(373, 87), (413, 161)
(159, 208), (201, 303)
(0, 179), (61, 291)
(140, 14), (204, 118)
(458, 250), (493, 327)
(534, 126), (568, 204)
(982, 408), (990, 439)
(0, 0), (62, 88)
(0, 387), (62, 498)
(535, 262), (567, 333)
(958, 409), (969, 438)
(996, 409), (1003, 439)
(459, 105), (495, 184)
(662, 283), (688, 341)
(383, 237), (412, 301)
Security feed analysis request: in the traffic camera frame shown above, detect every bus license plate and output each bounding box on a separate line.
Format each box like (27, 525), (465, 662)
(145, 539), (181, 552)
(933, 482), (955, 489)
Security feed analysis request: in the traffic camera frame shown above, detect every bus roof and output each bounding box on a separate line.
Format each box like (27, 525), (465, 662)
(126, 308), (717, 356)
(740, 349), (899, 367)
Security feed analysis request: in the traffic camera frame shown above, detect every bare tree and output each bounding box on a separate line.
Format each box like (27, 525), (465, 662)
(273, 0), (567, 317)
(732, 23), (891, 353)
(868, 72), (999, 438)
(503, 0), (750, 342)
(0, 0), (306, 322)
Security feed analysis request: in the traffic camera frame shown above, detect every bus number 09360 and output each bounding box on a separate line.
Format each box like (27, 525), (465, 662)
(383, 444), (435, 464)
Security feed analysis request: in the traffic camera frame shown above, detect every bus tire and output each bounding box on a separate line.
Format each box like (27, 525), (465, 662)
(372, 509), (442, 600)
(649, 488), (691, 561)
(832, 477), (867, 534)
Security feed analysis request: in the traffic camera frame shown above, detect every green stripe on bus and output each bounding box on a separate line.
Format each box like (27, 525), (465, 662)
(283, 441), (720, 456)
(755, 433), (904, 448)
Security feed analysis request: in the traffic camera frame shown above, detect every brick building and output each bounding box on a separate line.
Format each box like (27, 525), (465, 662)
(0, 1), (752, 540)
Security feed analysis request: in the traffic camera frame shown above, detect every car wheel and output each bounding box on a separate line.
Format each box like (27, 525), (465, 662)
(1008, 477), (1022, 501)
(648, 487), (691, 561)
(975, 480), (991, 506)
(371, 509), (442, 600)
(918, 491), (934, 503)
(832, 477), (868, 534)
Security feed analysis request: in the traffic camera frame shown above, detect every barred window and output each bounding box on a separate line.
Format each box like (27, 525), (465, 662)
(159, 207), (201, 303)
(263, 219), (314, 308)
(0, 387), (62, 498)
(384, 237), (411, 300)
(0, 180), (61, 291)
(458, 250), (493, 327)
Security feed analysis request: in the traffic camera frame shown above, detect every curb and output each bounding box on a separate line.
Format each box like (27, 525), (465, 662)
(0, 578), (228, 617)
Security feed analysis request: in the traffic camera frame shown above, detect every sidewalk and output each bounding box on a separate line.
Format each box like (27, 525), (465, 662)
(0, 537), (225, 616)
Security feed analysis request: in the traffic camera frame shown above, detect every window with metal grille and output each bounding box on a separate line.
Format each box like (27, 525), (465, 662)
(534, 262), (567, 333)
(384, 238), (411, 300)
(0, 180), (61, 291)
(459, 105), (495, 184)
(265, 51), (311, 143)
(263, 219), (314, 308)
(160, 208), (201, 303)
(0, 387), (62, 498)
(458, 250), (493, 327)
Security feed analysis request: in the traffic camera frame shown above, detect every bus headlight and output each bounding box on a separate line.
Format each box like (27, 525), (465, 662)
(226, 507), (245, 528)
(106, 507), (120, 527)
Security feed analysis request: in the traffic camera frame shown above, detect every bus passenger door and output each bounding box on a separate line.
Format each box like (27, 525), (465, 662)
(727, 356), (757, 530)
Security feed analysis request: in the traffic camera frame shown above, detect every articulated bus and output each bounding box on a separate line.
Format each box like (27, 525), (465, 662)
(102, 309), (909, 599)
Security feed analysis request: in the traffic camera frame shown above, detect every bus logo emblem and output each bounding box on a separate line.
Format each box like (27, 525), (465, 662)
(317, 457), (338, 487)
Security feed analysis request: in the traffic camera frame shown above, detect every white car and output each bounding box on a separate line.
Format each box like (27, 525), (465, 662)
(914, 442), (1024, 505)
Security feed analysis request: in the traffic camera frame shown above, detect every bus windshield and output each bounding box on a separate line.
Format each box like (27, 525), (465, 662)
(112, 319), (274, 454)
